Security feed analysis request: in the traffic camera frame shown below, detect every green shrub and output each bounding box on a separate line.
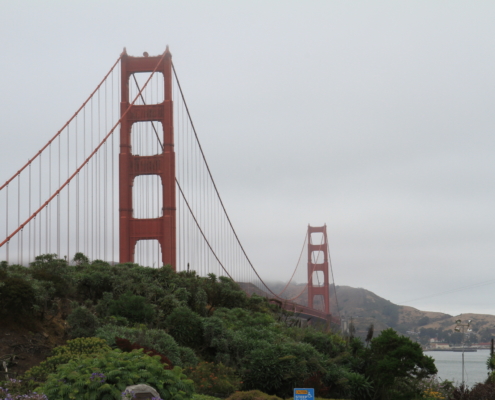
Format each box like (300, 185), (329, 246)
(240, 342), (324, 398)
(29, 254), (73, 297)
(302, 329), (345, 358)
(24, 337), (110, 381)
(108, 291), (155, 323)
(96, 325), (183, 366)
(179, 346), (199, 367)
(193, 395), (222, 400)
(225, 390), (282, 400)
(67, 305), (100, 338)
(75, 265), (114, 301)
(186, 362), (241, 397)
(0, 378), (45, 399)
(166, 307), (203, 348)
(38, 349), (194, 400)
(0, 275), (36, 316)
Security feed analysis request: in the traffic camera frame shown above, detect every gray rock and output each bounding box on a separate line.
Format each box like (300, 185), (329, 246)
(122, 384), (160, 399)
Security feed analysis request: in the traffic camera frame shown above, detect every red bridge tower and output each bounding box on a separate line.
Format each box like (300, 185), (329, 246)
(119, 49), (176, 268)
(307, 224), (330, 314)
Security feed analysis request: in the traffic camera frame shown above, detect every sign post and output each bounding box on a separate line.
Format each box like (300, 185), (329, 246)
(294, 388), (314, 400)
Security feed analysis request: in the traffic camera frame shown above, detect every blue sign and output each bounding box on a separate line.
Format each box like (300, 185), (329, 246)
(294, 388), (314, 400)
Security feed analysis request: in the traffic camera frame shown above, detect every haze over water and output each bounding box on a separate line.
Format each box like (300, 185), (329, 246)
(428, 349), (491, 386)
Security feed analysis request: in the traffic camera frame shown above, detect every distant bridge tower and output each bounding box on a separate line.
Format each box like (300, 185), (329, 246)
(307, 224), (330, 314)
(119, 48), (176, 268)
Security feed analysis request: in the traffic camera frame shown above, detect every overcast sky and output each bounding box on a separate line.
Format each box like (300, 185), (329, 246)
(1, 1), (494, 316)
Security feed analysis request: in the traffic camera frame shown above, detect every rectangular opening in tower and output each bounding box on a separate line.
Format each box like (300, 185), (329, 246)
(135, 239), (162, 268)
(311, 271), (325, 287)
(310, 232), (324, 245)
(129, 72), (165, 105)
(132, 175), (163, 219)
(311, 250), (325, 264)
(131, 121), (164, 156)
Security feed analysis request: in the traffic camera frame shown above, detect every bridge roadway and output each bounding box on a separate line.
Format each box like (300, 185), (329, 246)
(238, 282), (339, 325)
(277, 301), (340, 325)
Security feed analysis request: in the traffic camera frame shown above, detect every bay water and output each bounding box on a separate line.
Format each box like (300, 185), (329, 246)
(426, 349), (492, 387)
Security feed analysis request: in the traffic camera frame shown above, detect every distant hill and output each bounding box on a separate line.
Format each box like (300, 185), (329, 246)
(266, 282), (495, 340)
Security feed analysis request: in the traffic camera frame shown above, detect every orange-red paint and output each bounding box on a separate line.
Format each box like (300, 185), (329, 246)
(119, 48), (176, 268)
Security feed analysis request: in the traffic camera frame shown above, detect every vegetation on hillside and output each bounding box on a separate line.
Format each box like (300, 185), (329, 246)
(1, 254), (494, 399)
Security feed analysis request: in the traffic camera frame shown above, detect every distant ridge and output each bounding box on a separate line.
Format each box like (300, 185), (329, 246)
(266, 282), (495, 339)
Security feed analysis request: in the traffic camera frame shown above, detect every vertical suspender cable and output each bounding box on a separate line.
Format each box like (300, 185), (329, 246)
(29, 164), (31, 261)
(17, 175), (20, 263)
(39, 155), (42, 256)
(97, 89), (100, 259)
(112, 66), (115, 262)
(67, 125), (70, 261)
(76, 116), (79, 254)
(48, 144), (51, 253)
(5, 185), (8, 263)
(104, 78), (107, 262)
(57, 135), (61, 258)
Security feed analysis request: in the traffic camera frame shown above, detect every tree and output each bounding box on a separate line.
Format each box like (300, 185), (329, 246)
(366, 328), (437, 399)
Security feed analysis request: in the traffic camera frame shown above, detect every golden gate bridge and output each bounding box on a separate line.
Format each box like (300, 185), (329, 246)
(0, 48), (339, 324)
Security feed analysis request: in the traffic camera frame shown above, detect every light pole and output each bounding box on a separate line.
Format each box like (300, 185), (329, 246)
(455, 319), (472, 386)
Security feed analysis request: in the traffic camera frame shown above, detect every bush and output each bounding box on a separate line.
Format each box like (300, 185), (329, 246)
(96, 325), (183, 366)
(449, 381), (495, 400)
(108, 292), (155, 323)
(186, 362), (241, 397)
(67, 305), (100, 338)
(240, 342), (324, 397)
(166, 307), (204, 348)
(24, 337), (110, 382)
(115, 337), (174, 369)
(179, 346), (199, 368)
(225, 390), (282, 400)
(193, 395), (222, 400)
(38, 349), (194, 400)
(0, 378), (47, 399)
(0, 275), (36, 316)
(302, 329), (345, 358)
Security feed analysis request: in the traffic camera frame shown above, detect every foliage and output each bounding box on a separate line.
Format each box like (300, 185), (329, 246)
(38, 349), (194, 400)
(240, 341), (324, 398)
(416, 377), (454, 400)
(179, 346), (199, 368)
(225, 390), (282, 400)
(166, 307), (204, 348)
(0, 274), (36, 316)
(67, 304), (100, 338)
(29, 254), (72, 298)
(488, 354), (495, 373)
(185, 362), (241, 397)
(365, 328), (437, 399)
(301, 328), (346, 358)
(2, 253), (452, 400)
(449, 382), (495, 400)
(107, 291), (155, 323)
(115, 337), (174, 369)
(192, 395), (222, 400)
(75, 264), (114, 302)
(24, 337), (111, 382)
(96, 325), (183, 366)
(202, 274), (248, 314)
(0, 378), (47, 399)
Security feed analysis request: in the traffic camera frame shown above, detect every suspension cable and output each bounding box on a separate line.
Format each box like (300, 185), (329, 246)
(0, 53), (123, 192)
(0, 51), (166, 248)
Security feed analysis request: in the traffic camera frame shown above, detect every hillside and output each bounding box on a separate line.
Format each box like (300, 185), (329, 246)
(269, 282), (495, 341)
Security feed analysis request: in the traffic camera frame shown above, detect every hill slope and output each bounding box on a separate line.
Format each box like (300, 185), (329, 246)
(269, 282), (495, 340)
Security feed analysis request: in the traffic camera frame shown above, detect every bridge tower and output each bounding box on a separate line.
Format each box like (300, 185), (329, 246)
(119, 48), (176, 268)
(307, 224), (330, 314)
